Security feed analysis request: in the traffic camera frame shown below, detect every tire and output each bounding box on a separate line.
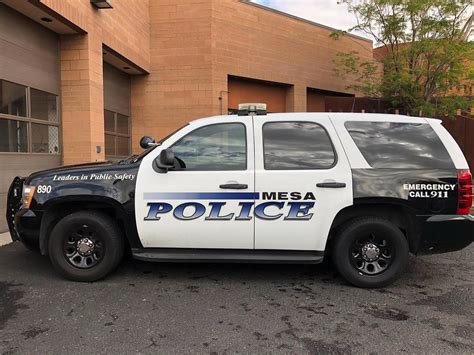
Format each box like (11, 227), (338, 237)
(48, 211), (125, 282)
(332, 217), (409, 288)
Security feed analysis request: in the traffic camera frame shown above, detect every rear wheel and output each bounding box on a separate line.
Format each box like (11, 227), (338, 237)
(48, 211), (124, 282)
(332, 217), (409, 288)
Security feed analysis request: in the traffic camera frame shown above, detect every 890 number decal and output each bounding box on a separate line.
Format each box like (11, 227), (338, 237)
(36, 185), (52, 194)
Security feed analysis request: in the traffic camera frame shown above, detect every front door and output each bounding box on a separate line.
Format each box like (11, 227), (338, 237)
(135, 118), (255, 249)
(253, 115), (352, 251)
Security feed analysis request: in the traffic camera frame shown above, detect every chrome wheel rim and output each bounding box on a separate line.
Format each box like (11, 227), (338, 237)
(63, 224), (105, 269)
(350, 234), (393, 275)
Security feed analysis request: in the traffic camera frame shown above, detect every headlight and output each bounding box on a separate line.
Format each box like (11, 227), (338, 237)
(22, 185), (36, 209)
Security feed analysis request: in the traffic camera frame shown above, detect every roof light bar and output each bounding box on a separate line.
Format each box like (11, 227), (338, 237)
(238, 103), (267, 116)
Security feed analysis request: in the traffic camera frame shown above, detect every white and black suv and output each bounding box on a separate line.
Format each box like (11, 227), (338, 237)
(6, 107), (473, 287)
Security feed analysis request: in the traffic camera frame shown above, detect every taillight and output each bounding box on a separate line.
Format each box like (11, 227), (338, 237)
(457, 169), (473, 215)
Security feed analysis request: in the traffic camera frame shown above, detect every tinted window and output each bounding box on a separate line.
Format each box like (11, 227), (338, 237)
(0, 118), (28, 152)
(104, 110), (130, 159)
(0, 80), (27, 117)
(172, 123), (246, 171)
(30, 88), (58, 122)
(263, 121), (336, 170)
(345, 121), (454, 169)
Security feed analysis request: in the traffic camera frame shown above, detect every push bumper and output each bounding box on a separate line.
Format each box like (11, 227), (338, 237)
(6, 177), (41, 248)
(417, 215), (474, 254)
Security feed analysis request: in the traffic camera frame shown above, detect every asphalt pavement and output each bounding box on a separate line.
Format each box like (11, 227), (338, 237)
(0, 241), (472, 354)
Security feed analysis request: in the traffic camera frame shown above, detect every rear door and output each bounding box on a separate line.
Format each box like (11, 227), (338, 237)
(253, 114), (352, 251)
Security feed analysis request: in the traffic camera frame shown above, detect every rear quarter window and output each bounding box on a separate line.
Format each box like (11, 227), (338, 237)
(345, 121), (454, 169)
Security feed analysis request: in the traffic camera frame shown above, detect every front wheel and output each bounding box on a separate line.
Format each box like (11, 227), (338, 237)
(332, 217), (409, 288)
(48, 211), (125, 282)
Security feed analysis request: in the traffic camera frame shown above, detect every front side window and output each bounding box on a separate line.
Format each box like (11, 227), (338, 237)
(171, 123), (247, 171)
(263, 121), (336, 170)
(345, 121), (454, 169)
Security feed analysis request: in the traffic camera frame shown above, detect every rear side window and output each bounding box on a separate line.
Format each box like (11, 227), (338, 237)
(263, 121), (336, 170)
(345, 121), (454, 169)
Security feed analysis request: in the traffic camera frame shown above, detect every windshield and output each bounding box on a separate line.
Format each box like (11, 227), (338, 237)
(119, 123), (189, 164)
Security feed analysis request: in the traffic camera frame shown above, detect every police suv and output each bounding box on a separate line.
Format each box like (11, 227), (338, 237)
(6, 104), (473, 287)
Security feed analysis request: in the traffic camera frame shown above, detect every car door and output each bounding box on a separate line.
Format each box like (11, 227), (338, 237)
(135, 117), (255, 249)
(253, 114), (352, 251)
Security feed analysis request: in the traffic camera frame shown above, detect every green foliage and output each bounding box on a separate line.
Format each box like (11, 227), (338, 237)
(332, 0), (474, 117)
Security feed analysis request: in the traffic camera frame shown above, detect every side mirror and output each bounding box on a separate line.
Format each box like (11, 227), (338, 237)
(154, 148), (175, 173)
(140, 136), (156, 149)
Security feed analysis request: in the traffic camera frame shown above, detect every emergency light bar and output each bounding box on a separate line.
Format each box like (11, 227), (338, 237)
(237, 103), (267, 116)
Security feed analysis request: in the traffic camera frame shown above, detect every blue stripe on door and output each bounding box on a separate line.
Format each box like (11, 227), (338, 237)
(143, 192), (259, 200)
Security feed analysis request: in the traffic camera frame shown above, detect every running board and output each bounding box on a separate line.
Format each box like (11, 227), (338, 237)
(131, 248), (324, 264)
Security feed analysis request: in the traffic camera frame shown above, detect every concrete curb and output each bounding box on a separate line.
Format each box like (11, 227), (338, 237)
(0, 232), (11, 247)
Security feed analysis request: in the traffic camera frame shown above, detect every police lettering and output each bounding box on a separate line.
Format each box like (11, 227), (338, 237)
(145, 201), (315, 221)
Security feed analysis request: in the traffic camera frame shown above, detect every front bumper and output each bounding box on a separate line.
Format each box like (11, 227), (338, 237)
(6, 176), (24, 242)
(6, 177), (41, 248)
(417, 214), (474, 254)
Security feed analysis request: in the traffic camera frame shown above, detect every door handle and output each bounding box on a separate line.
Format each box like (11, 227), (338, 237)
(316, 182), (346, 188)
(219, 183), (248, 190)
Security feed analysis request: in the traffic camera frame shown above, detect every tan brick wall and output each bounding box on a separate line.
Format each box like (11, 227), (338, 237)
(38, 0), (150, 163)
(130, 0), (373, 154)
(130, 0), (216, 152)
(60, 32), (105, 164)
(37, 0), (374, 161)
(212, 0), (373, 113)
(40, 0), (150, 71)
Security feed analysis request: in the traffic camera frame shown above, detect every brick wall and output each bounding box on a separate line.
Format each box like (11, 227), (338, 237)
(131, 0), (216, 152)
(39, 0), (150, 163)
(40, 0), (150, 71)
(37, 0), (374, 160)
(130, 0), (373, 153)
(212, 0), (373, 114)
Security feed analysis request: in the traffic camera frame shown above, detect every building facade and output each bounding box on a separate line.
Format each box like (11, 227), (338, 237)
(0, 0), (373, 230)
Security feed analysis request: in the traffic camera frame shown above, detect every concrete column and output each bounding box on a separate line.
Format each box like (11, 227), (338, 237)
(286, 84), (307, 112)
(60, 32), (104, 164)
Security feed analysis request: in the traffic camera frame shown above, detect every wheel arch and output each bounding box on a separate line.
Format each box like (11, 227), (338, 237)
(328, 199), (420, 253)
(39, 197), (141, 255)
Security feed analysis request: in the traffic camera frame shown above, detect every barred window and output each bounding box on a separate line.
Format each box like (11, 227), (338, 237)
(0, 79), (60, 154)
